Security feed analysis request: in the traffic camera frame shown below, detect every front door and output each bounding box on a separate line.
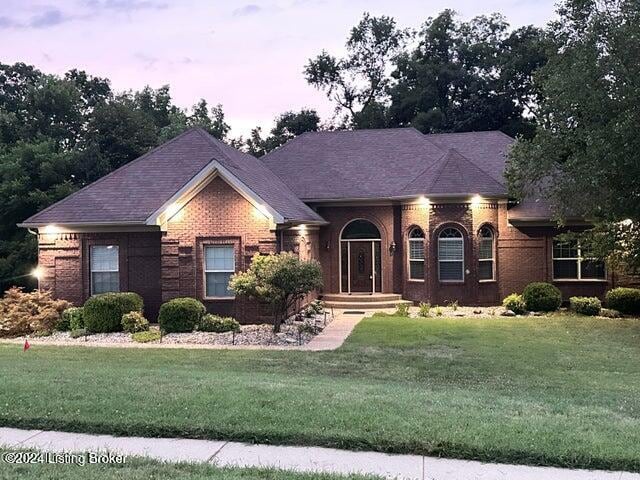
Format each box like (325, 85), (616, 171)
(350, 242), (373, 292)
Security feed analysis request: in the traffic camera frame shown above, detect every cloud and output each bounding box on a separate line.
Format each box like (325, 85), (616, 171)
(29, 8), (68, 28)
(232, 4), (262, 17)
(133, 52), (159, 69)
(0, 7), (73, 30)
(0, 16), (18, 28)
(84, 0), (168, 11)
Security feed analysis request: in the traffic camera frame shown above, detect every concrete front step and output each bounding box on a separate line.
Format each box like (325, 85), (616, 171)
(322, 293), (402, 303)
(323, 300), (412, 310)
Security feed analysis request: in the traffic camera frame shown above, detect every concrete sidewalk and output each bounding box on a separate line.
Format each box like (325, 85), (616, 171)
(1, 427), (637, 480)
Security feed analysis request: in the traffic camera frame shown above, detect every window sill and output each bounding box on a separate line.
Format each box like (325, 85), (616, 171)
(203, 296), (236, 301)
(479, 279), (496, 284)
(407, 279), (425, 283)
(552, 279), (608, 283)
(439, 281), (465, 285)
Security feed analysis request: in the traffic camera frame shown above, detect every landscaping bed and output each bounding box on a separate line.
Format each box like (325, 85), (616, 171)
(8, 312), (333, 347)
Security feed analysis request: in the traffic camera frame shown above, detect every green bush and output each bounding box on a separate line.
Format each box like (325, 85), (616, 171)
(394, 303), (410, 317)
(121, 311), (149, 333)
(502, 293), (527, 314)
(197, 314), (240, 333)
(569, 296), (602, 316)
(132, 330), (161, 343)
(418, 302), (431, 317)
(522, 282), (562, 312)
(69, 328), (88, 339)
(605, 287), (640, 315)
(58, 307), (84, 331)
(83, 292), (143, 333)
(310, 300), (324, 314)
(600, 308), (621, 318)
(158, 297), (205, 333)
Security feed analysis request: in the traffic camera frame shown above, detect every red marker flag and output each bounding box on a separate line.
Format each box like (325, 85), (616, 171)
(23, 339), (30, 351)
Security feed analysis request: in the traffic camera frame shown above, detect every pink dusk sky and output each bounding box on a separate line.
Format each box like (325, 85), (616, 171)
(0, 0), (557, 137)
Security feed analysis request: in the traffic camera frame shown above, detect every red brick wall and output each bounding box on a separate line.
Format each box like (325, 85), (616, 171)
(37, 231), (162, 318)
(162, 176), (278, 322)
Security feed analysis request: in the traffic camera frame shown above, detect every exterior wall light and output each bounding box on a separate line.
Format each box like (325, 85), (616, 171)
(42, 225), (61, 235)
(31, 267), (43, 280)
(389, 241), (397, 254)
(418, 196), (430, 207)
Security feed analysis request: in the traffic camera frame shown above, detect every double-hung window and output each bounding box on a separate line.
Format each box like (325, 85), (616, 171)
(204, 245), (235, 298)
(478, 227), (495, 281)
(408, 227), (425, 281)
(438, 228), (464, 282)
(90, 245), (119, 294)
(552, 239), (605, 280)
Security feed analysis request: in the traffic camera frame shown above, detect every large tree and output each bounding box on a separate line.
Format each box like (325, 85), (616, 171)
(305, 13), (408, 128)
(506, 0), (640, 271)
(388, 11), (548, 136)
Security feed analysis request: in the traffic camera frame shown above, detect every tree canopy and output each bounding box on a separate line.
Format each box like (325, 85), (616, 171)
(0, 63), (231, 291)
(305, 10), (549, 136)
(506, 0), (640, 271)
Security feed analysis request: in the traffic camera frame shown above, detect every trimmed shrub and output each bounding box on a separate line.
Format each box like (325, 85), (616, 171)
(418, 302), (431, 317)
(83, 292), (143, 333)
(502, 293), (526, 315)
(132, 330), (161, 343)
(522, 282), (562, 312)
(0, 287), (70, 337)
(121, 311), (149, 333)
(605, 287), (640, 315)
(158, 297), (206, 333)
(59, 307), (84, 331)
(600, 308), (621, 318)
(309, 300), (324, 314)
(394, 303), (410, 317)
(69, 328), (88, 339)
(197, 314), (241, 333)
(569, 297), (602, 316)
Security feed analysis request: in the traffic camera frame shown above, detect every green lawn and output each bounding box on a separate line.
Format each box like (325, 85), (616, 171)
(1, 315), (639, 472)
(0, 451), (378, 480)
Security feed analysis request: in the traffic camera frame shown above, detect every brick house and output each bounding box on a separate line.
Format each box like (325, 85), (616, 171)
(20, 127), (615, 320)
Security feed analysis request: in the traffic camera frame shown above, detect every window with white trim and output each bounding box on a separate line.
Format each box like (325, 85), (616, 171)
(552, 239), (605, 280)
(90, 245), (119, 294)
(204, 245), (235, 297)
(408, 227), (425, 281)
(438, 228), (464, 282)
(478, 227), (495, 281)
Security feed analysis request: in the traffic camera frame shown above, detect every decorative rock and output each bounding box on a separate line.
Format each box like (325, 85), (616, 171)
(473, 309), (482, 314)
(501, 310), (516, 317)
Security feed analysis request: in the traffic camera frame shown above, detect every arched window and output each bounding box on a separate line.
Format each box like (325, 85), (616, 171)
(478, 226), (495, 281)
(438, 227), (464, 282)
(408, 227), (425, 281)
(341, 219), (381, 240)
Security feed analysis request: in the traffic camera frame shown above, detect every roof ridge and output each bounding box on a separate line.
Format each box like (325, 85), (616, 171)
(24, 127), (205, 224)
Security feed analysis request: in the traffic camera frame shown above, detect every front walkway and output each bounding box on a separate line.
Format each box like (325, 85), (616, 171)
(1, 427), (636, 480)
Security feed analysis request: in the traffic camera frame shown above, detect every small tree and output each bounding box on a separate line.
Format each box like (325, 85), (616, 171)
(229, 253), (323, 333)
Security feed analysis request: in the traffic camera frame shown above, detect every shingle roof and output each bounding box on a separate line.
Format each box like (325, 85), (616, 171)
(262, 128), (513, 200)
(22, 128), (324, 226)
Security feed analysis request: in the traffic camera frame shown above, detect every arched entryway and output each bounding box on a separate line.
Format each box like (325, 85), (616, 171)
(340, 219), (382, 294)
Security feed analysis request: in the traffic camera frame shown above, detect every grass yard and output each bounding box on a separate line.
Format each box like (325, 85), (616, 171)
(0, 451), (378, 480)
(0, 315), (639, 472)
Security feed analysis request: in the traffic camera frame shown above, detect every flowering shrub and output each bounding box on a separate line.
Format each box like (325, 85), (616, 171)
(0, 287), (70, 338)
(121, 311), (149, 333)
